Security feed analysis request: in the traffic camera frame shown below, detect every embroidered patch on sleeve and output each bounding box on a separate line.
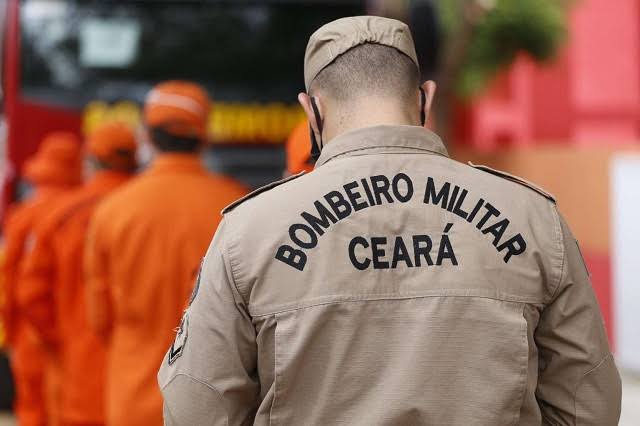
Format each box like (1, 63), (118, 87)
(168, 313), (189, 365)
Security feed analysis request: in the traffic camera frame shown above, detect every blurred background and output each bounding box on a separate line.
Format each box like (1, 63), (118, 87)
(0, 0), (639, 424)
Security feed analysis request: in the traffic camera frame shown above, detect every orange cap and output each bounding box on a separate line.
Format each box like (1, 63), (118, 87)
(87, 121), (137, 171)
(286, 120), (315, 175)
(144, 80), (211, 140)
(23, 132), (82, 186)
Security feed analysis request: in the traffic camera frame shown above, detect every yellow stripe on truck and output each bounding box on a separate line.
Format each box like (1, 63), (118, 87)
(83, 101), (305, 145)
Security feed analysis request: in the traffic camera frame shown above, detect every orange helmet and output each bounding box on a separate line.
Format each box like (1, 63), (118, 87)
(23, 132), (82, 186)
(144, 80), (211, 140)
(86, 121), (137, 171)
(286, 120), (315, 175)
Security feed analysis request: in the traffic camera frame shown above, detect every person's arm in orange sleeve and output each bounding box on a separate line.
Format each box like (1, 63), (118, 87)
(17, 220), (59, 347)
(2, 210), (24, 278)
(84, 210), (113, 341)
(158, 220), (259, 425)
(1, 211), (27, 346)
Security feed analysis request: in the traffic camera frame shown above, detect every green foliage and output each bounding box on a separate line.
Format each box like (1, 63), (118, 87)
(438, 0), (569, 97)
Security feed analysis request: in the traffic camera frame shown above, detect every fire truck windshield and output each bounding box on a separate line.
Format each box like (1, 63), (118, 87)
(19, 0), (363, 108)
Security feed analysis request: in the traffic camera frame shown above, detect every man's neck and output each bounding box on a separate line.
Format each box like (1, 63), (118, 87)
(323, 100), (418, 143)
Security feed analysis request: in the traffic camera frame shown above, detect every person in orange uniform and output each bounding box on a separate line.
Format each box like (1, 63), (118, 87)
(285, 120), (315, 176)
(1, 133), (82, 426)
(18, 122), (138, 426)
(84, 81), (247, 426)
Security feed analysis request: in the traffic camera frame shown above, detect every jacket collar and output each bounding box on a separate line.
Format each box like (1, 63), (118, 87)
(86, 170), (131, 190)
(315, 125), (449, 168)
(148, 153), (206, 175)
(35, 185), (71, 198)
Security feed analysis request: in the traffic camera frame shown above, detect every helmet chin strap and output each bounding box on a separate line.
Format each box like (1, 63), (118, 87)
(309, 96), (324, 162)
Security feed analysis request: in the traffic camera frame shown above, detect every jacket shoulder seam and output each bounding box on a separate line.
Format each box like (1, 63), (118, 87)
(220, 220), (248, 305)
(546, 205), (565, 305)
(468, 162), (556, 203)
(222, 172), (305, 215)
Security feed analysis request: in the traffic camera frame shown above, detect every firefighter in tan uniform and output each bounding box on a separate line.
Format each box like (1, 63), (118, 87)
(159, 16), (621, 426)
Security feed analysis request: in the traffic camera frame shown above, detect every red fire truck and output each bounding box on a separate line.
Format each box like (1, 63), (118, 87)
(0, 0), (368, 406)
(1, 0), (374, 213)
(0, 0), (439, 407)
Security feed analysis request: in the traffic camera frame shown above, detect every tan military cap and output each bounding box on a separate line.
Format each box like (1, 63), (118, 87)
(304, 16), (419, 91)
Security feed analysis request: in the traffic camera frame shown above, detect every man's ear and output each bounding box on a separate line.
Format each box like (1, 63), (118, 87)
(298, 92), (323, 138)
(419, 80), (437, 128)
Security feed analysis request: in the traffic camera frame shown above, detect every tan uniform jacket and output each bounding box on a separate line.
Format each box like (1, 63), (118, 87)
(158, 125), (621, 426)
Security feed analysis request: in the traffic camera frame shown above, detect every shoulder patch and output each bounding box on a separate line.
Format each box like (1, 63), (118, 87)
(222, 172), (306, 215)
(168, 312), (188, 365)
(468, 162), (555, 203)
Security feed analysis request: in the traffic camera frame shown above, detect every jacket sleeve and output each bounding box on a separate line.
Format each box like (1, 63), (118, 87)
(535, 212), (622, 425)
(2, 211), (25, 285)
(1, 211), (27, 344)
(158, 220), (259, 426)
(84, 210), (114, 341)
(17, 221), (58, 346)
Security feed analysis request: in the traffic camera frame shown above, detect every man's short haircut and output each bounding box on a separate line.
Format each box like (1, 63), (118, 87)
(88, 154), (137, 173)
(310, 43), (420, 103)
(150, 127), (201, 153)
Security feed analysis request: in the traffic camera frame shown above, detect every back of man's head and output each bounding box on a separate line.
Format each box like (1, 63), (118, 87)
(301, 16), (432, 143)
(86, 121), (138, 173)
(23, 132), (83, 187)
(310, 42), (420, 109)
(143, 80), (211, 153)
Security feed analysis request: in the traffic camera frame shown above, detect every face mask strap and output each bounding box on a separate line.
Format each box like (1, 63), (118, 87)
(309, 96), (324, 162)
(308, 89), (425, 160)
(420, 87), (426, 126)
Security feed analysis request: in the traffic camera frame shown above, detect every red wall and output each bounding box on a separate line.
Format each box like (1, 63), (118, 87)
(453, 0), (640, 343)
(459, 0), (640, 148)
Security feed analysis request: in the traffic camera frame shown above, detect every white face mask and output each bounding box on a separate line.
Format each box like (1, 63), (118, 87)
(83, 158), (95, 180)
(137, 125), (155, 169)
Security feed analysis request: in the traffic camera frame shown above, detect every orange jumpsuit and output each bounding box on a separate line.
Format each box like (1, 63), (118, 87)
(285, 120), (315, 175)
(85, 154), (247, 426)
(19, 171), (133, 426)
(2, 186), (76, 426)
